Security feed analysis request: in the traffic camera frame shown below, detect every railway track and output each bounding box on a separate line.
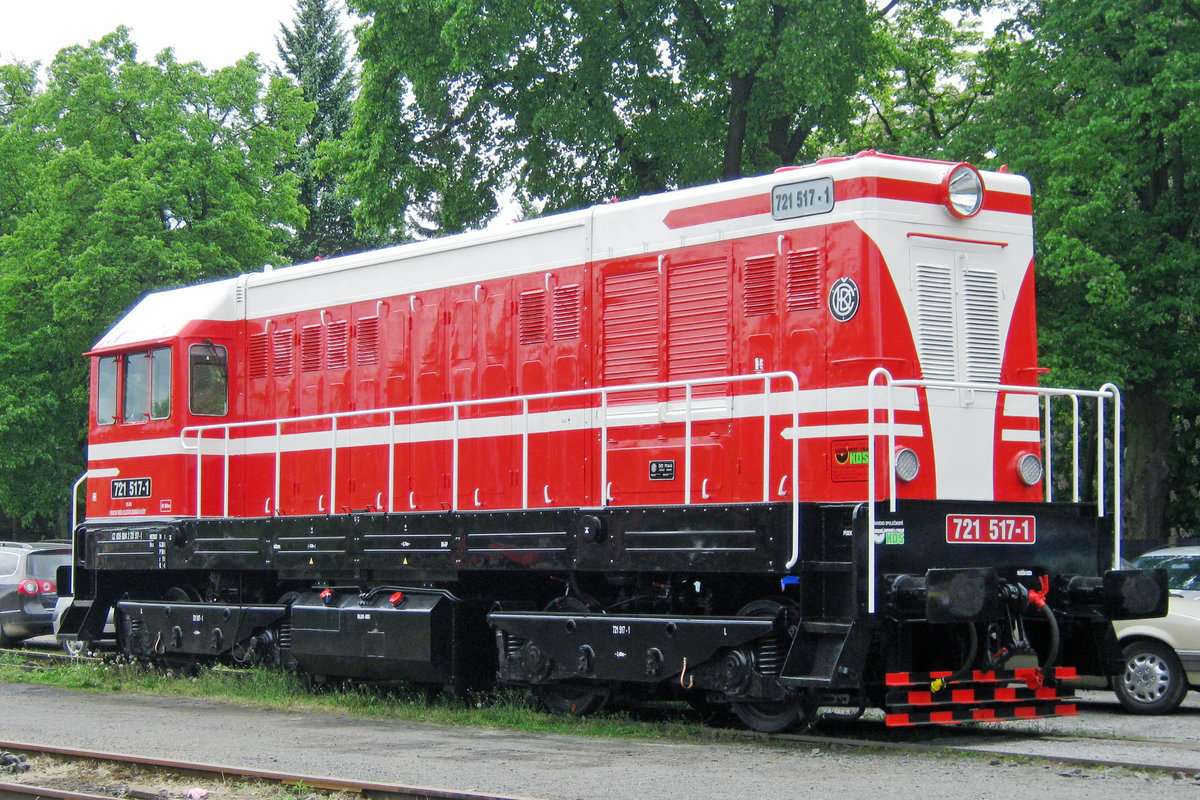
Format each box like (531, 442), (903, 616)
(0, 741), (536, 800)
(4, 647), (1198, 783)
(2, 715), (1198, 800)
(0, 647), (98, 667)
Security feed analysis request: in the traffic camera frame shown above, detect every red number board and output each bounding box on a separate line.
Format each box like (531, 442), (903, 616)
(945, 514), (1036, 544)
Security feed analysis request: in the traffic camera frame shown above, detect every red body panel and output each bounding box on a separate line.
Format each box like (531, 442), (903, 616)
(84, 155), (1043, 522)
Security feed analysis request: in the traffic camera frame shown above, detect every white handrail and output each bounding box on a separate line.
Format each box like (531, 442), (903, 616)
(1100, 383), (1122, 565)
(180, 371), (805, 568)
(865, 370), (1123, 612)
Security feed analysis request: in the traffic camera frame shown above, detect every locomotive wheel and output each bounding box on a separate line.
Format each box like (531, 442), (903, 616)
(535, 680), (612, 716)
(730, 699), (800, 733)
(729, 597), (801, 733)
(165, 585), (202, 602)
(533, 596), (611, 716)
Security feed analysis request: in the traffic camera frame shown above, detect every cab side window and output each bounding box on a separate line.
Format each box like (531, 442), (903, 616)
(97, 356), (118, 425)
(150, 347), (171, 419)
(190, 343), (228, 416)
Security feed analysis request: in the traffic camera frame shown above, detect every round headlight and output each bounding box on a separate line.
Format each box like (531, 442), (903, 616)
(1017, 452), (1044, 487)
(943, 163), (984, 218)
(894, 447), (920, 483)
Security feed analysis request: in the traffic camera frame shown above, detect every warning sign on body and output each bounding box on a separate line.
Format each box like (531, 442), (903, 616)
(832, 438), (870, 482)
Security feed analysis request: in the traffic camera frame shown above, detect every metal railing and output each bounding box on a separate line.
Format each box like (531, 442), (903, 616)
(865, 368), (1122, 612)
(181, 371), (804, 567)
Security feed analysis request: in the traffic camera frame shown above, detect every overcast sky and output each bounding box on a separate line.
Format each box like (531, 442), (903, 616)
(0, 0), (328, 70)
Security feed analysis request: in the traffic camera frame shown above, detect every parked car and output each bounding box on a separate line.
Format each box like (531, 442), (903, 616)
(1113, 546), (1200, 714)
(1128, 545), (1200, 599)
(0, 541), (71, 647)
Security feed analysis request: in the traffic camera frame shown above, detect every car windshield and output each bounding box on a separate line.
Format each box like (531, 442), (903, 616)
(26, 551), (70, 580)
(0, 552), (17, 577)
(1134, 554), (1200, 592)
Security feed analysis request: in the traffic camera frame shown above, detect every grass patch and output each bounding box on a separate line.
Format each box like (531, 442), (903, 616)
(0, 652), (719, 742)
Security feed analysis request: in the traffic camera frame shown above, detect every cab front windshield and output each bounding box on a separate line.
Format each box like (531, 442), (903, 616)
(96, 347), (171, 425)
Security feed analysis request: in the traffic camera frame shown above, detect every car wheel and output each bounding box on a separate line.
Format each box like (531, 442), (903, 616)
(62, 639), (90, 658)
(1115, 639), (1188, 714)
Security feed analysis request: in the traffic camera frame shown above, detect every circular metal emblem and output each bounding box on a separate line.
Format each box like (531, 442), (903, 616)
(828, 277), (860, 322)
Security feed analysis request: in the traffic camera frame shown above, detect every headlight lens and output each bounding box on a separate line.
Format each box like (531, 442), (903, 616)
(894, 447), (920, 482)
(944, 163), (984, 218)
(1017, 452), (1044, 486)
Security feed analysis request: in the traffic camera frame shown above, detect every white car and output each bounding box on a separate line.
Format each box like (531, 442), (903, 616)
(1113, 546), (1200, 714)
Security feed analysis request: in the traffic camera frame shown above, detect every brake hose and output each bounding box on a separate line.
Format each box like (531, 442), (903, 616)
(1027, 575), (1060, 678)
(930, 623), (979, 693)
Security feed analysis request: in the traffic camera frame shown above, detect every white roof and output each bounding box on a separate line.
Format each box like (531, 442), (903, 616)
(92, 153), (1032, 348)
(92, 278), (240, 351)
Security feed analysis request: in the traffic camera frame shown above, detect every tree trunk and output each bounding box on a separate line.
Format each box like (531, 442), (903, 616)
(1122, 386), (1173, 545)
(722, 74), (752, 180)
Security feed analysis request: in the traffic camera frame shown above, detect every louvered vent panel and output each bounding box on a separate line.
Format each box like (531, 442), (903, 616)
(248, 333), (269, 380)
(915, 264), (956, 382)
(668, 258), (730, 392)
(300, 325), (323, 373)
(272, 330), (294, 377)
(963, 270), (1002, 384)
(519, 289), (546, 345)
(552, 284), (582, 340)
(602, 270), (659, 388)
(356, 316), (380, 366)
(326, 320), (349, 370)
(785, 249), (821, 311)
(743, 255), (776, 317)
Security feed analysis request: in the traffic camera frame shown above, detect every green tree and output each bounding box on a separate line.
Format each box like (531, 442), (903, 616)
(850, 1), (995, 158)
(965, 0), (1200, 542)
(340, 0), (896, 236)
(277, 0), (371, 260)
(0, 62), (38, 240)
(0, 30), (312, 528)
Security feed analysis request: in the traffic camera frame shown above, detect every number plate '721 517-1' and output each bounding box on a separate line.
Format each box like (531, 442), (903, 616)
(945, 514), (1036, 544)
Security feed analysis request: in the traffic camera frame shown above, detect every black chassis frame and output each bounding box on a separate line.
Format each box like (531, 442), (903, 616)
(62, 498), (1135, 703)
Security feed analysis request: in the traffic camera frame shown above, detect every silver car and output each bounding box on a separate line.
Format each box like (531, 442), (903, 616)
(1113, 546), (1200, 714)
(0, 541), (71, 647)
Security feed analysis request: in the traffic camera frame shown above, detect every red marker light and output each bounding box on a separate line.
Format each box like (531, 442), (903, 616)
(17, 580), (40, 595)
(388, 591), (405, 606)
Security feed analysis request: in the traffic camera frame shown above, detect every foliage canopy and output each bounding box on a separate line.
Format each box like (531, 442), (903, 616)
(0, 29), (311, 524)
(341, 0), (893, 235)
(961, 0), (1200, 538)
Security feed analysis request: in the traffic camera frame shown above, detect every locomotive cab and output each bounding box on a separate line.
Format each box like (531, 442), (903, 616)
(84, 278), (237, 521)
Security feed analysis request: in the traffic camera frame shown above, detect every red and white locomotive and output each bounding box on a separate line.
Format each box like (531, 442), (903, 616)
(62, 151), (1163, 729)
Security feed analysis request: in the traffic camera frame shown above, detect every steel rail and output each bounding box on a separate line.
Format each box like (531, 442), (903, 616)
(0, 740), (539, 800)
(0, 784), (114, 800)
(0, 648), (100, 668)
